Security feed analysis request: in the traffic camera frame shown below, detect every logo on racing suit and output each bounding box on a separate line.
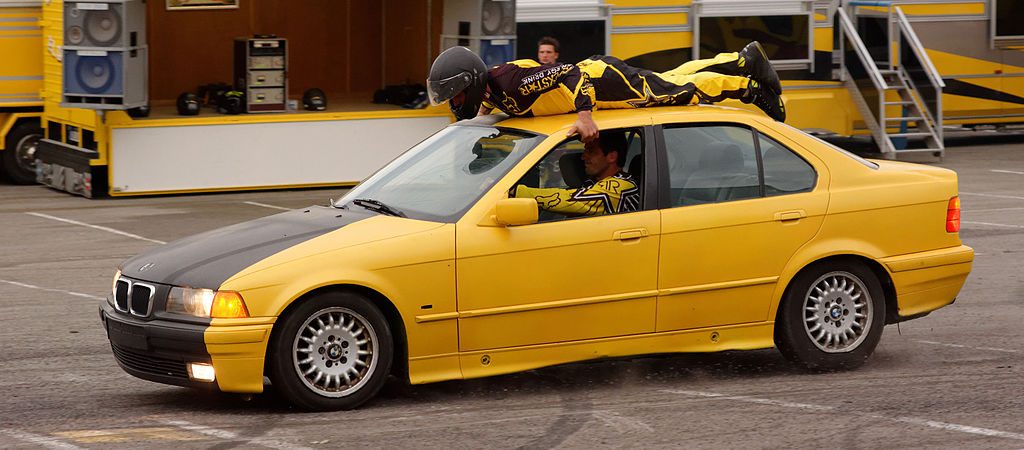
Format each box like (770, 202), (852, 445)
(501, 96), (520, 114)
(519, 64), (574, 96)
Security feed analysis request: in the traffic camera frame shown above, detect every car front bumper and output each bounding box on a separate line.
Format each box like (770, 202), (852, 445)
(100, 302), (273, 393)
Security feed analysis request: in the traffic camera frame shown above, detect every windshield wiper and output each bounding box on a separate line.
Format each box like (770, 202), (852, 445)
(351, 198), (406, 217)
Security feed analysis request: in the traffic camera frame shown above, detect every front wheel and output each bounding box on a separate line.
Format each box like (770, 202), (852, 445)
(268, 291), (393, 410)
(3, 121), (43, 184)
(775, 262), (886, 371)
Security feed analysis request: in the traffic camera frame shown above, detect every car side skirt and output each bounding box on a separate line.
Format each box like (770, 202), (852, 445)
(412, 321), (775, 384)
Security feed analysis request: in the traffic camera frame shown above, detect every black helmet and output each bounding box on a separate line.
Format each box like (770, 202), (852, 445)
(303, 88), (327, 111)
(427, 46), (488, 120)
(176, 92), (200, 116)
(217, 90), (244, 115)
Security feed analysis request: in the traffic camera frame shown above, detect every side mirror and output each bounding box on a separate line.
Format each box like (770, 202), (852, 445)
(493, 198), (538, 226)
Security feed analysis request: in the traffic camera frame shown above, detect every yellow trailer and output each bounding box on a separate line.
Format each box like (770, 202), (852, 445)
(0, 1), (43, 184)
(586, 0), (1022, 156)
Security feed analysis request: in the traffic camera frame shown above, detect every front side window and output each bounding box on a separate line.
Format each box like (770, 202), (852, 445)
(665, 125), (761, 206)
(511, 128), (644, 222)
(337, 125), (544, 222)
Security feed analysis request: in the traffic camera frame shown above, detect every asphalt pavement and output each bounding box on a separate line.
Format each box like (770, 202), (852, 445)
(0, 134), (1022, 449)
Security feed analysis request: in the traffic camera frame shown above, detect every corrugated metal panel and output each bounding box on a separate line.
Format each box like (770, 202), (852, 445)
(516, 0), (608, 22)
(694, 0), (813, 16)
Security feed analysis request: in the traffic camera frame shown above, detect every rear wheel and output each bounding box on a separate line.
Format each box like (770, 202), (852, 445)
(775, 262), (885, 371)
(268, 291), (393, 410)
(3, 121), (43, 184)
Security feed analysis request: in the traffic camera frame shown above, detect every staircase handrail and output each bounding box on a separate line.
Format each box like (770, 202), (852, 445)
(836, 7), (886, 90)
(894, 7), (945, 89)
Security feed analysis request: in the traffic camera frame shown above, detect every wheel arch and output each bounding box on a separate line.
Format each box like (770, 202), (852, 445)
(773, 254), (898, 326)
(265, 283), (409, 383)
(1, 112), (43, 151)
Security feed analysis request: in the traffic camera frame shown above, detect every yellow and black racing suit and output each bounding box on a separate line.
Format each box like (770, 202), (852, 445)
(513, 171), (640, 216)
(481, 52), (752, 117)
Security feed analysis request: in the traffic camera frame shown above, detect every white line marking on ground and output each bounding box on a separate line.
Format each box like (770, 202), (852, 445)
(881, 415), (1024, 441)
(960, 192), (1024, 201)
(915, 340), (1019, 353)
(0, 429), (83, 449)
(26, 212), (166, 244)
(991, 169), (1024, 175)
(662, 390), (1024, 441)
(592, 411), (655, 433)
(963, 221), (1024, 229)
(967, 207), (1024, 213)
(159, 420), (313, 450)
(243, 201), (291, 211)
(664, 390), (834, 411)
(0, 279), (104, 301)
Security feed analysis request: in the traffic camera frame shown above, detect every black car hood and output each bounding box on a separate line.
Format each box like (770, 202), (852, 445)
(120, 205), (375, 288)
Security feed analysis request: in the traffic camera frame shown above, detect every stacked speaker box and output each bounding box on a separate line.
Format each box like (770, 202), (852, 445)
(61, 0), (147, 110)
(441, 0), (516, 68)
(234, 37), (287, 113)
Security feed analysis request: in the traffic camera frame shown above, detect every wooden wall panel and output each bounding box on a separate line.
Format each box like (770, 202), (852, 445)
(147, 1), (253, 101)
(146, 0), (443, 105)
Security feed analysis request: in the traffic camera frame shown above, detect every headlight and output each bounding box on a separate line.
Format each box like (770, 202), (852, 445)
(167, 287), (249, 318)
(109, 269), (121, 307)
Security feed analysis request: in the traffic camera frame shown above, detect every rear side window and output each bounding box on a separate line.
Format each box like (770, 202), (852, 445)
(664, 125), (760, 206)
(662, 123), (818, 207)
(759, 134), (816, 196)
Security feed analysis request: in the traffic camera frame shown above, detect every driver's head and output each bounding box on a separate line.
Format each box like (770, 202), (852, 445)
(581, 131), (627, 179)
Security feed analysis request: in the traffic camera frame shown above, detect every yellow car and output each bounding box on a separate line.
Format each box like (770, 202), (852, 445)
(100, 106), (973, 410)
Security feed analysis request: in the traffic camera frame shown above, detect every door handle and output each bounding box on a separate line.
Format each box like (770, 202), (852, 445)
(613, 228), (649, 240)
(773, 210), (807, 222)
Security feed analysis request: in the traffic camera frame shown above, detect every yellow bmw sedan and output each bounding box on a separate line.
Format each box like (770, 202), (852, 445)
(100, 106), (973, 410)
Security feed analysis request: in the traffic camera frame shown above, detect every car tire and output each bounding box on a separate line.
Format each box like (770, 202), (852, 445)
(268, 291), (393, 410)
(775, 261), (885, 371)
(3, 121), (43, 184)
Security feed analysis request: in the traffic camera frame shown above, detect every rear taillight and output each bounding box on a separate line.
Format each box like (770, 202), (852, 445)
(946, 196), (961, 232)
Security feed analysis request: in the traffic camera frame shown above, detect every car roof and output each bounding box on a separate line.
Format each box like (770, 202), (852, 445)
(453, 104), (770, 135)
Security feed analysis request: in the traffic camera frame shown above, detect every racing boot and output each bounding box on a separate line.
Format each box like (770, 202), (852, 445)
(743, 78), (786, 122)
(739, 41), (782, 95)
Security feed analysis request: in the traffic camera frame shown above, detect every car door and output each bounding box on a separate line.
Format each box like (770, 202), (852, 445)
(654, 118), (829, 332)
(455, 127), (660, 352)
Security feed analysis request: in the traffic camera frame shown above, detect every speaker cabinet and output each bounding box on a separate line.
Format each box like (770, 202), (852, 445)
(64, 0), (146, 48)
(62, 48), (147, 107)
(234, 37), (287, 113)
(441, 0), (516, 67)
(443, 0), (516, 38)
(61, 0), (147, 110)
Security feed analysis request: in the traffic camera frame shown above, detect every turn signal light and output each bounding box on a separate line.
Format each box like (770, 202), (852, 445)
(946, 196), (961, 232)
(211, 291), (249, 318)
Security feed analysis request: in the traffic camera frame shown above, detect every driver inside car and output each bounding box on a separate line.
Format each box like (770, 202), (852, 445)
(510, 131), (640, 216)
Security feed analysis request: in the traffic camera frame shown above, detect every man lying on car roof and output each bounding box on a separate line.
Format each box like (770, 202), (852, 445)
(426, 41), (785, 144)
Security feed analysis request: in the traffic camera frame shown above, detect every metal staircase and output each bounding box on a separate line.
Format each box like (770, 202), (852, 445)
(838, 4), (945, 159)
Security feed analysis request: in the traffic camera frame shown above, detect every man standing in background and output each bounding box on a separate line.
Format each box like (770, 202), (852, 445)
(537, 36), (560, 64)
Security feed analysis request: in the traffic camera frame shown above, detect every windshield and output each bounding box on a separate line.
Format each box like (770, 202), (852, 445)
(336, 125), (545, 222)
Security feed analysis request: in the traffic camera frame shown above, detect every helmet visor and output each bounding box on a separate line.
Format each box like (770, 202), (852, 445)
(427, 72), (473, 106)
